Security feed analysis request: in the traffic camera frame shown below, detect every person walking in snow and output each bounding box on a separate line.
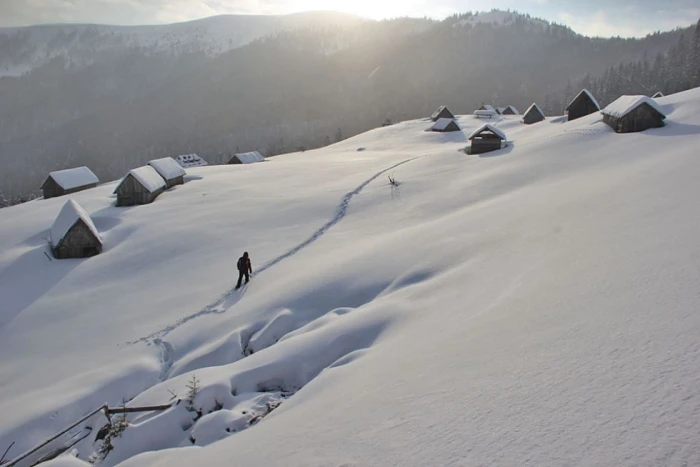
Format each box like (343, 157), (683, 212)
(236, 251), (252, 290)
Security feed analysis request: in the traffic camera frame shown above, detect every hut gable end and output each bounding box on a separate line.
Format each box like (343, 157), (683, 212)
(429, 118), (461, 132)
(50, 200), (102, 259)
(431, 106), (455, 122)
(566, 89), (601, 121)
(522, 103), (546, 124)
(468, 124), (507, 155)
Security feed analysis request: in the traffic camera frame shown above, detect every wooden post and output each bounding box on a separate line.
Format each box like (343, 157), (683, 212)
(5, 403), (172, 467)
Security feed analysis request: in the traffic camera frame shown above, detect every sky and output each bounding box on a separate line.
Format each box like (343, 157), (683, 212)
(0, 0), (698, 37)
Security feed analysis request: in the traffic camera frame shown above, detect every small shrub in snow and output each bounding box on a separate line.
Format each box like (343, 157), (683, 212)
(185, 374), (203, 420)
(92, 412), (129, 461)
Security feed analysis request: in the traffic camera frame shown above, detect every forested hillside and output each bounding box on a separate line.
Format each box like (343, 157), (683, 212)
(1, 11), (698, 203)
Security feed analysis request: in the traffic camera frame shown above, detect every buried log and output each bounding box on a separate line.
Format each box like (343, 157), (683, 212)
(5, 402), (174, 467)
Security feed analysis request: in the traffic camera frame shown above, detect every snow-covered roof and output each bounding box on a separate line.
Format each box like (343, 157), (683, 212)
(504, 105), (520, 115)
(49, 199), (102, 247)
(175, 154), (208, 168)
(601, 95), (666, 119)
(568, 89), (600, 110)
(652, 92), (664, 99)
(430, 118), (460, 131)
(474, 110), (497, 118)
(149, 157), (187, 180)
(125, 166), (166, 193)
(234, 151), (265, 164)
(496, 107), (506, 114)
(46, 167), (99, 190)
(469, 123), (507, 140)
(524, 103), (545, 116)
(431, 106), (454, 120)
(480, 104), (495, 112)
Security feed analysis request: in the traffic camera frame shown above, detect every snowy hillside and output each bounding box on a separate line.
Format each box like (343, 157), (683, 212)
(0, 12), (364, 77)
(454, 9), (549, 29)
(2, 88), (700, 466)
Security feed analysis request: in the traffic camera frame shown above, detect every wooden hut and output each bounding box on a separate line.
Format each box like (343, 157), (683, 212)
(175, 154), (208, 168)
(478, 104), (496, 112)
(468, 124), (507, 154)
(115, 166), (166, 207)
(148, 157), (186, 188)
(228, 151), (265, 165)
(601, 95), (666, 133)
(652, 91), (664, 99)
(496, 107), (506, 115)
(50, 199), (102, 259)
(522, 103), (545, 124)
(566, 89), (600, 121)
(474, 110), (496, 119)
(431, 106), (455, 122)
(41, 167), (99, 200)
(429, 118), (461, 133)
(502, 105), (520, 115)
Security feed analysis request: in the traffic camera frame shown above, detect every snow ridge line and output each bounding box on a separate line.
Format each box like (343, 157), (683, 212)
(129, 156), (423, 345)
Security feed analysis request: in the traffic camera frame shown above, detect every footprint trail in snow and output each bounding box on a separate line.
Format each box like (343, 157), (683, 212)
(130, 156), (422, 346)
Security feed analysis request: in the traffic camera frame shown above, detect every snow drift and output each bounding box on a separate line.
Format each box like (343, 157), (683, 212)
(2, 88), (700, 467)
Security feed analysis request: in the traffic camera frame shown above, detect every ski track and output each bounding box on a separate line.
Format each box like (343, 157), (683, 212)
(130, 156), (422, 347)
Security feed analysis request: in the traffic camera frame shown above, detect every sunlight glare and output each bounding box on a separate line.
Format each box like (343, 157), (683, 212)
(289, 0), (441, 20)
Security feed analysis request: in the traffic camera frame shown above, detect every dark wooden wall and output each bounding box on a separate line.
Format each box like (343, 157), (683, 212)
(53, 219), (102, 259)
(116, 174), (163, 206)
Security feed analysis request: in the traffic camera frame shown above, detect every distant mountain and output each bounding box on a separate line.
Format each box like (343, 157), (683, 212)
(0, 10), (695, 201)
(0, 11), (366, 77)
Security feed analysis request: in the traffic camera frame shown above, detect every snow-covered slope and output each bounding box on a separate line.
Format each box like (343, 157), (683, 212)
(0, 12), (365, 77)
(454, 9), (549, 29)
(1, 88), (700, 466)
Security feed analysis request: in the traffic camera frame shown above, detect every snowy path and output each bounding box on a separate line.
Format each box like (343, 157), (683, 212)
(130, 156), (421, 346)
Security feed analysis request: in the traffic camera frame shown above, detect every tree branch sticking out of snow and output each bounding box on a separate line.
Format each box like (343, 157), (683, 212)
(388, 175), (400, 187)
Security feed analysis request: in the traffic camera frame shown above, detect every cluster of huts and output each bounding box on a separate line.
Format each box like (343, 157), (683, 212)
(43, 150), (268, 260)
(43, 156), (188, 260)
(427, 88), (667, 155)
(427, 105), (510, 154)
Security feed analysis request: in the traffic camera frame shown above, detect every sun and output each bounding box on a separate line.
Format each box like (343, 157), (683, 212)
(289, 0), (430, 20)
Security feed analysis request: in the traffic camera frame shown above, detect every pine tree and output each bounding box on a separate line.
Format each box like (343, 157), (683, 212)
(691, 19), (700, 86)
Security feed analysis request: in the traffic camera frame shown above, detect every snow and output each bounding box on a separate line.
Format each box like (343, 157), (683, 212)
(148, 158), (187, 181)
(602, 95), (666, 119)
(49, 199), (102, 248)
(468, 123), (507, 140)
(122, 166), (166, 193)
(46, 167), (99, 190)
(233, 151), (265, 164)
(453, 10), (548, 29)
(568, 88), (601, 110)
(429, 118), (460, 131)
(0, 13), (365, 77)
(175, 154), (208, 168)
(2, 87), (700, 467)
(480, 104), (496, 112)
(505, 105), (520, 115)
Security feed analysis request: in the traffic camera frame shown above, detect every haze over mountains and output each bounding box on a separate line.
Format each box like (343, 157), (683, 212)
(0, 10), (696, 200)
